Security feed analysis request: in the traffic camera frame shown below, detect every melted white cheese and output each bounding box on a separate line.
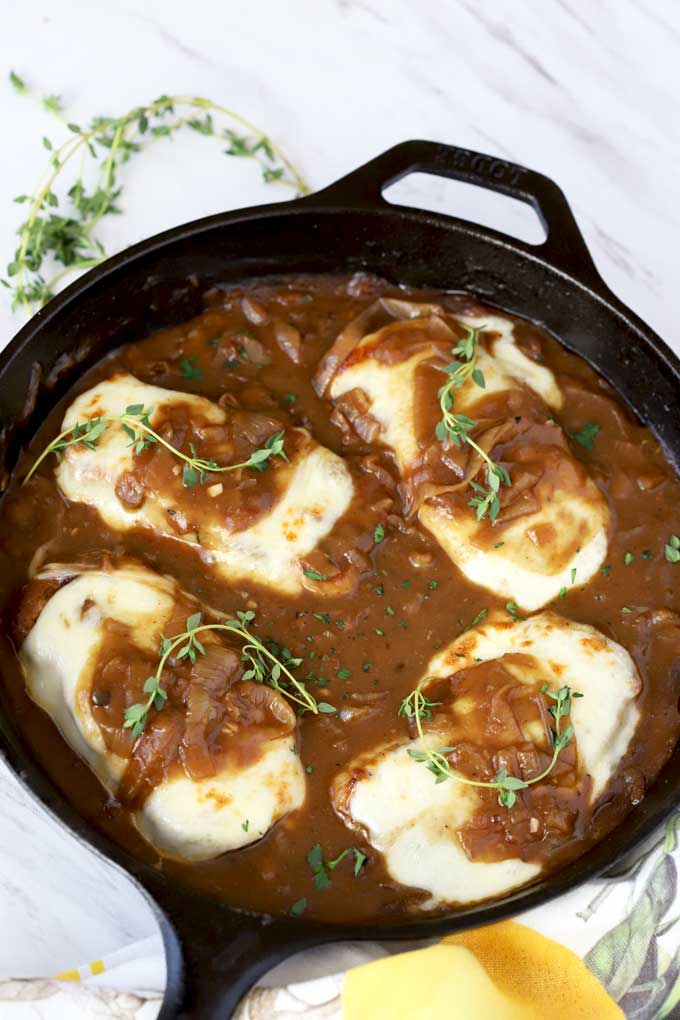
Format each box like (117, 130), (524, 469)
(419, 484), (609, 612)
(19, 563), (305, 860)
(332, 611), (640, 908)
(334, 738), (540, 907)
(55, 374), (354, 594)
(140, 740), (303, 861)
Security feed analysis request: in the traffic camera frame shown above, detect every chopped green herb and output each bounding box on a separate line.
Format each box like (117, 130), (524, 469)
(401, 580), (411, 589)
(337, 668), (351, 680)
(570, 568), (577, 584)
(494, 541), (505, 549)
(305, 765), (314, 774)
(317, 702), (337, 713)
(624, 551), (634, 566)
(642, 549), (653, 560)
(353, 851), (367, 875)
(385, 606), (396, 616)
(459, 608), (488, 636)
(241, 819), (249, 832)
(362, 661), (371, 672)
(571, 422), (601, 449)
(373, 523), (385, 544)
(283, 392), (297, 404)
(428, 580), (438, 590)
(622, 607), (632, 614)
(601, 564), (612, 576)
(558, 586), (567, 599)
(375, 583), (384, 596)
(505, 601), (525, 622)
(290, 898), (307, 917)
(374, 627), (385, 636)
(179, 355), (203, 380)
(304, 568), (326, 581)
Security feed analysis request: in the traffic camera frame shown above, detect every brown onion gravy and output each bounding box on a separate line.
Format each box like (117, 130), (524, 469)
(1, 273), (680, 923)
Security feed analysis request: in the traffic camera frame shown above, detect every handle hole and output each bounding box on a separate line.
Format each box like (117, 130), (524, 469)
(383, 172), (547, 245)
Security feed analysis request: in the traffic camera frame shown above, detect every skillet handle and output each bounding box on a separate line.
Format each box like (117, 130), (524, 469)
(313, 139), (603, 290)
(148, 878), (321, 1020)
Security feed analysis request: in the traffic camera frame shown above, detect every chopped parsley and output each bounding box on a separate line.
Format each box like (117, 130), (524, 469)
(304, 568), (326, 581)
(459, 608), (488, 635)
(179, 355), (203, 380)
(506, 601), (525, 622)
(572, 422), (601, 449)
(290, 898), (307, 917)
(373, 523), (385, 544)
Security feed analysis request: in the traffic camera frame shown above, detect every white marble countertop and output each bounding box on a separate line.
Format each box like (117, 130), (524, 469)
(1, 0), (679, 980)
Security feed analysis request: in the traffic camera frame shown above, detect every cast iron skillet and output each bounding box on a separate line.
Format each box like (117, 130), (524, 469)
(1, 140), (679, 1018)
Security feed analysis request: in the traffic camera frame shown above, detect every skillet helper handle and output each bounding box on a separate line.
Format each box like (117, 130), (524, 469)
(151, 880), (316, 1020)
(313, 139), (603, 290)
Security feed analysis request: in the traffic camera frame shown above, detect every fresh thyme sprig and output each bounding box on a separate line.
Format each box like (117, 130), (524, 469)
(435, 324), (511, 522)
(399, 678), (582, 809)
(23, 404), (287, 487)
(123, 609), (318, 738)
(5, 73), (308, 313)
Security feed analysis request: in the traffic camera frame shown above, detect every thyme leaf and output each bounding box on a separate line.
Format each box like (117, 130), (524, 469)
(665, 534), (680, 564)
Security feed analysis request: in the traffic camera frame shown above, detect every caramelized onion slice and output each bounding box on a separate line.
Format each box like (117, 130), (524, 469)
(120, 709), (185, 806)
(191, 643), (242, 696)
(179, 644), (243, 780)
(223, 680), (296, 731)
